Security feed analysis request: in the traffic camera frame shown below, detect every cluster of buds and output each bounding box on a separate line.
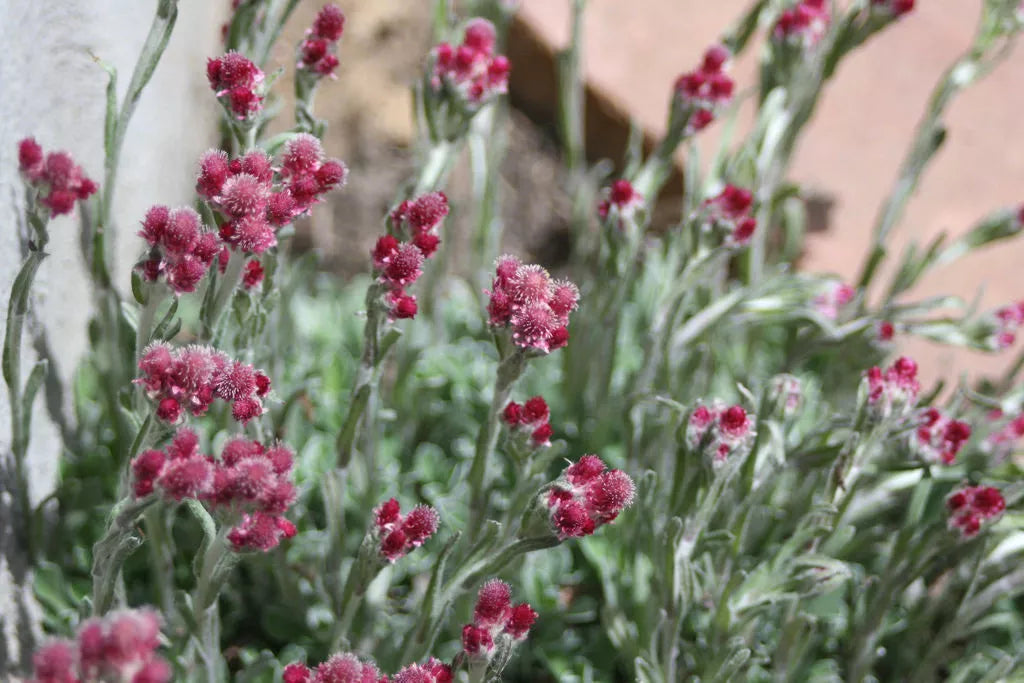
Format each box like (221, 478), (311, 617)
(983, 410), (1024, 459)
(687, 402), (755, 462)
(207, 51), (265, 120)
(870, 0), (916, 18)
(131, 429), (298, 551)
(431, 19), (510, 106)
(544, 455), (636, 539)
(947, 485), (1006, 538)
(298, 4), (345, 78)
(136, 205), (221, 295)
(913, 408), (972, 465)
(17, 138), (98, 217)
(137, 343), (271, 424)
(461, 580), (538, 660)
(502, 396), (553, 448)
(283, 652), (384, 683)
(773, 0), (830, 47)
(391, 660), (453, 683)
(372, 192), (450, 319)
(196, 137), (346, 254)
(673, 45), (734, 133)
(597, 179), (644, 226)
(373, 498), (440, 563)
(701, 184), (758, 247)
(769, 375), (803, 417)
(486, 255), (580, 354)
(813, 281), (856, 320)
(990, 300), (1024, 349)
(30, 608), (169, 683)
(865, 356), (921, 418)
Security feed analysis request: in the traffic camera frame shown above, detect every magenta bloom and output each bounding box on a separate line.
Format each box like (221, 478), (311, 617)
(17, 138), (98, 217)
(947, 485), (1005, 539)
(30, 608), (169, 683)
(461, 579), (537, 661)
(207, 51), (265, 119)
(486, 256), (579, 354)
(686, 402), (755, 462)
(431, 18), (510, 105)
(299, 5), (346, 77)
(372, 498), (439, 562)
(673, 44), (735, 133)
(545, 455), (636, 539)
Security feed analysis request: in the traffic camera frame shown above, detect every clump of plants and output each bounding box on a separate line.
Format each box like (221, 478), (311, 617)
(7, 0), (1024, 681)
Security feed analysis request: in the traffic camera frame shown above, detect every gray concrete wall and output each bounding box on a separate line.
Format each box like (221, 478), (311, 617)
(0, 0), (221, 672)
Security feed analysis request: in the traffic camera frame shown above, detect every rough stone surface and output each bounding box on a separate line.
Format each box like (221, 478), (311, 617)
(0, 0), (220, 674)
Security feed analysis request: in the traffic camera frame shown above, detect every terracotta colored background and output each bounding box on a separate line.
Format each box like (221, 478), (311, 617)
(517, 0), (1024, 384)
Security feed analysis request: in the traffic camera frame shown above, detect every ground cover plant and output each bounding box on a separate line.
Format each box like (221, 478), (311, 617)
(7, 0), (1024, 680)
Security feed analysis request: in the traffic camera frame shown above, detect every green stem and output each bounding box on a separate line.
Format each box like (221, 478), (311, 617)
(143, 505), (175, 616)
(193, 527), (237, 683)
(413, 140), (459, 195)
(558, 0), (588, 175)
(203, 250), (245, 339)
(466, 349), (526, 544)
(91, 495), (157, 615)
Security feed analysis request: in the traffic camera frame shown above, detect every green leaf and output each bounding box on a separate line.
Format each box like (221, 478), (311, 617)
(20, 359), (47, 450)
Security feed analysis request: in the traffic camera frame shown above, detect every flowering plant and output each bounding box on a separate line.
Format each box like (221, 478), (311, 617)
(6, 1), (1024, 682)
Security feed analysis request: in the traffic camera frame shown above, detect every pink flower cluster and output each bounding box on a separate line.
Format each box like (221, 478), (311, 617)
(770, 375), (803, 417)
(992, 300), (1024, 349)
(207, 51), (264, 120)
(30, 608), (169, 683)
(877, 320), (896, 342)
(503, 395), (553, 447)
(372, 192), (450, 319)
(283, 653), (385, 683)
(461, 580), (538, 659)
(373, 498), (440, 563)
(597, 179), (644, 224)
(196, 137), (346, 254)
(814, 281), (856, 320)
(390, 660), (453, 683)
(774, 0), (829, 46)
(865, 356), (921, 417)
(673, 45), (734, 133)
(687, 403), (755, 462)
(298, 5), (345, 77)
(17, 138), (98, 217)
(871, 0), (915, 17)
(545, 455), (636, 539)
(432, 18), (510, 104)
(703, 184), (758, 247)
(131, 429), (298, 551)
(486, 255), (579, 354)
(136, 205), (221, 295)
(947, 485), (1006, 538)
(985, 410), (1024, 458)
(137, 343), (271, 424)
(283, 654), (452, 683)
(913, 408), (971, 465)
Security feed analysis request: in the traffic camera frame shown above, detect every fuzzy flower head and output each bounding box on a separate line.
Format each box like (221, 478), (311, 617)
(687, 402), (756, 464)
(486, 257), (578, 354)
(136, 343), (268, 423)
(136, 205), (221, 295)
(865, 356), (921, 419)
(283, 652), (382, 683)
(988, 299), (1024, 350)
(598, 179), (644, 226)
(774, 0), (830, 48)
(503, 395), (553, 448)
(702, 184), (758, 247)
(913, 408), (971, 465)
(947, 485), (1005, 539)
(372, 498), (439, 563)
(544, 455), (636, 539)
(17, 138), (98, 217)
(372, 195), (449, 320)
(298, 5), (345, 78)
(392, 659), (453, 683)
(769, 375), (803, 417)
(984, 412), (1024, 460)
(129, 430), (297, 552)
(813, 281), (856, 321)
(430, 18), (510, 108)
(461, 580), (537, 662)
(207, 51), (265, 120)
(30, 608), (169, 683)
(673, 44), (734, 133)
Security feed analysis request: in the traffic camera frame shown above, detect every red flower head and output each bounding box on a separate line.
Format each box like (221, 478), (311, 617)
(947, 485), (1005, 538)
(546, 456), (636, 538)
(373, 498), (438, 562)
(17, 139), (98, 216)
